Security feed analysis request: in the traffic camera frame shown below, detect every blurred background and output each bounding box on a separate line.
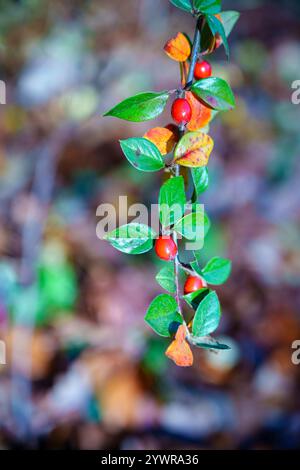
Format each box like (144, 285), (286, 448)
(0, 0), (300, 450)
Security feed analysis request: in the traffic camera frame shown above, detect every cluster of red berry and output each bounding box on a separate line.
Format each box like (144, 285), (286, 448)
(171, 60), (212, 125)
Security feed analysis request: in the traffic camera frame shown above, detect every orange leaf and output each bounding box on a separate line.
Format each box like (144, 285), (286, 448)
(175, 324), (187, 343)
(164, 32), (191, 62)
(166, 340), (193, 367)
(144, 126), (178, 155)
(174, 131), (214, 168)
(186, 91), (212, 131)
(165, 325), (193, 367)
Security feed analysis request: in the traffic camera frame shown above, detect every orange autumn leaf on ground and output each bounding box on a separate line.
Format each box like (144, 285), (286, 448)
(165, 325), (193, 367)
(164, 32), (191, 62)
(144, 126), (178, 155)
(186, 91), (212, 131)
(174, 131), (214, 168)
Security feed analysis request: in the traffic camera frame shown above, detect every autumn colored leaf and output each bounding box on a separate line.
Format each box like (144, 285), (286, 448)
(164, 32), (191, 62)
(186, 91), (212, 131)
(144, 126), (178, 155)
(174, 324), (187, 342)
(166, 340), (193, 367)
(165, 325), (193, 367)
(174, 131), (214, 168)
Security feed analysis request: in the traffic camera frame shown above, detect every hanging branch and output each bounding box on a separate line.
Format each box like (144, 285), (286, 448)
(103, 0), (240, 366)
(172, 17), (203, 328)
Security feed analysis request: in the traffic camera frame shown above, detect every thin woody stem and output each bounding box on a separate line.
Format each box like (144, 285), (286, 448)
(172, 18), (203, 326)
(185, 16), (203, 89)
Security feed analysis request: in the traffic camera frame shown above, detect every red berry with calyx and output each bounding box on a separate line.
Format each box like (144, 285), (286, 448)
(184, 275), (207, 295)
(155, 236), (178, 261)
(171, 98), (192, 125)
(194, 60), (212, 80)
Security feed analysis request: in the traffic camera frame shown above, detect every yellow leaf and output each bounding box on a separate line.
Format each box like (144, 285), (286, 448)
(186, 91), (212, 131)
(174, 131), (214, 168)
(164, 32), (191, 62)
(144, 126), (178, 155)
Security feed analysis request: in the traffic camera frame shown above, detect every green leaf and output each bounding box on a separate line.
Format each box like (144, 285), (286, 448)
(174, 209), (210, 241)
(192, 290), (221, 336)
(159, 176), (186, 227)
(206, 13), (229, 58)
(220, 11), (240, 38)
(120, 138), (164, 172)
(193, 249), (203, 266)
(103, 91), (170, 122)
(190, 259), (202, 275)
(190, 335), (230, 350)
(200, 10), (239, 55)
(156, 265), (176, 293)
(191, 167), (209, 201)
(201, 257), (232, 285)
(145, 294), (182, 337)
(191, 77), (235, 111)
(183, 288), (210, 310)
(169, 0), (192, 13)
(194, 0), (221, 14)
(105, 223), (156, 255)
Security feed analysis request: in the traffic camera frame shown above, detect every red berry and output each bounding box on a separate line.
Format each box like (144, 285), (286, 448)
(184, 275), (207, 295)
(155, 236), (178, 261)
(171, 98), (192, 125)
(194, 60), (212, 80)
